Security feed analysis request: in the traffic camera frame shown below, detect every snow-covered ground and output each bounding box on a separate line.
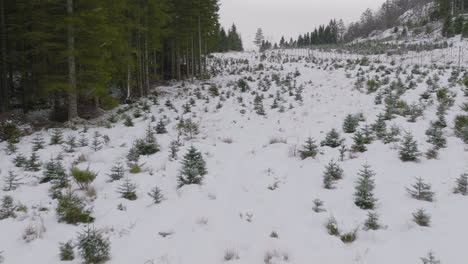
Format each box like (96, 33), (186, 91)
(0, 50), (467, 264)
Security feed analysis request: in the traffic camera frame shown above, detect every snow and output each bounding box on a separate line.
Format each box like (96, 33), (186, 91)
(0, 49), (467, 264)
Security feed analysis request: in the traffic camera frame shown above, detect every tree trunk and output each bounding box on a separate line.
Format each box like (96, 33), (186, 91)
(67, 0), (78, 120)
(198, 16), (202, 76)
(0, 0), (7, 113)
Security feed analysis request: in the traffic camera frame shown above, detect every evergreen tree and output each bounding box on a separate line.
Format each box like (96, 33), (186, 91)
(118, 178), (137, 200)
(76, 226), (110, 264)
(32, 134), (45, 151)
(41, 159), (67, 184)
(299, 137), (318, 159)
(371, 114), (387, 139)
(64, 136), (77, 153)
(406, 177), (434, 202)
(2, 170), (21, 191)
(148, 186), (164, 204)
(108, 162), (125, 182)
(25, 152), (42, 172)
(413, 208), (430, 227)
(13, 154), (27, 168)
(90, 131), (102, 151)
(70, 168), (96, 190)
(425, 124), (446, 149)
(343, 114), (359, 133)
(155, 120), (167, 134)
(253, 28), (265, 49)
(50, 129), (64, 145)
(354, 164), (377, 210)
(454, 173), (468, 195)
(421, 251), (441, 264)
(169, 140), (180, 161)
(320, 129), (343, 148)
(0, 195), (16, 220)
(78, 134), (89, 147)
(59, 241), (75, 261)
(363, 211), (380, 230)
(56, 190), (94, 224)
(399, 132), (420, 161)
(312, 199), (325, 213)
(323, 160), (344, 181)
(351, 131), (367, 153)
(177, 146), (207, 188)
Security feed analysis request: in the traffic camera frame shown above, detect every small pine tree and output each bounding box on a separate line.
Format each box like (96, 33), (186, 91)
(118, 178), (137, 200)
(299, 137), (318, 159)
(339, 144), (348, 161)
(177, 146), (207, 188)
(454, 173), (468, 195)
(124, 115), (134, 127)
(41, 159), (67, 184)
(5, 139), (17, 155)
(361, 125), (374, 144)
(155, 120), (167, 134)
(421, 251), (441, 264)
(76, 227), (110, 264)
(425, 124), (446, 149)
(320, 129), (343, 148)
(3, 170), (21, 191)
(50, 129), (64, 145)
(323, 160), (343, 181)
(354, 164), (377, 210)
(312, 199), (325, 212)
(148, 186), (164, 204)
(32, 134), (45, 151)
(0, 195), (16, 220)
(108, 162), (125, 182)
(326, 216), (340, 236)
(78, 133), (89, 147)
(59, 241), (75, 261)
(169, 140), (180, 161)
(56, 191), (94, 224)
(90, 131), (102, 151)
(399, 132), (420, 161)
(406, 177), (434, 202)
(343, 114), (359, 133)
(413, 208), (430, 227)
(383, 125), (400, 144)
(13, 154), (27, 167)
(63, 136), (77, 153)
(25, 152), (42, 172)
(371, 114), (387, 139)
(351, 131), (367, 153)
(363, 211), (380, 230)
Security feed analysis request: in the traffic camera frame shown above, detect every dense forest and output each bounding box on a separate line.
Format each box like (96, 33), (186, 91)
(0, 0), (242, 121)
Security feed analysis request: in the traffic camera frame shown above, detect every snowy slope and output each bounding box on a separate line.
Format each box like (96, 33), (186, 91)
(0, 51), (467, 264)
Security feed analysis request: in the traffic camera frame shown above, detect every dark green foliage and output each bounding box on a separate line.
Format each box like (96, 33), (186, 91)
(5, 140), (17, 155)
(118, 178), (137, 200)
(421, 251), (441, 264)
(155, 120), (167, 134)
(59, 241), (75, 261)
(32, 134), (45, 151)
(426, 124), (446, 149)
(363, 211), (380, 230)
(177, 146), (207, 188)
(383, 125), (400, 144)
(0, 195), (16, 220)
(322, 160), (343, 190)
(237, 79), (249, 92)
(354, 164), (377, 210)
(399, 132), (420, 161)
(339, 144), (348, 161)
(413, 208), (430, 227)
(124, 116), (134, 127)
(299, 137), (318, 159)
(79, 134), (89, 147)
(454, 115), (468, 143)
(41, 159), (68, 185)
(56, 191), (94, 224)
(0, 122), (21, 143)
(108, 162), (125, 182)
(371, 114), (387, 139)
(320, 129), (343, 148)
(454, 173), (468, 195)
(169, 140), (180, 161)
(326, 217), (340, 236)
(407, 177), (434, 202)
(454, 16), (464, 35)
(312, 199), (325, 213)
(3, 171), (21, 192)
(340, 230), (357, 243)
(25, 152), (42, 172)
(71, 168), (96, 190)
(343, 114), (359, 133)
(64, 136), (77, 153)
(13, 154), (27, 168)
(177, 118), (199, 139)
(351, 131), (367, 153)
(148, 186), (164, 204)
(91, 132), (102, 151)
(76, 227), (110, 264)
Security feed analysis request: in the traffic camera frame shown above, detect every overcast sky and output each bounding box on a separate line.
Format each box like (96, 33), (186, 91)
(219, 0), (387, 50)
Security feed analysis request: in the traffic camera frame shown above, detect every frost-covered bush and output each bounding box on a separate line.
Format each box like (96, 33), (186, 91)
(76, 227), (110, 264)
(56, 191), (94, 224)
(71, 168), (97, 190)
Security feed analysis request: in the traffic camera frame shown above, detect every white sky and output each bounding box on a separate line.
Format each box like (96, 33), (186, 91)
(219, 0), (387, 50)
